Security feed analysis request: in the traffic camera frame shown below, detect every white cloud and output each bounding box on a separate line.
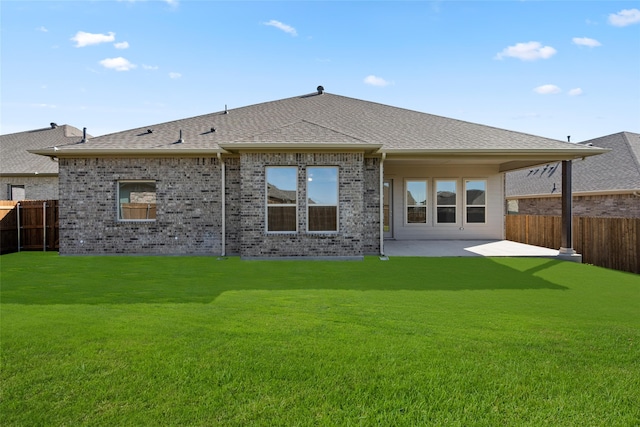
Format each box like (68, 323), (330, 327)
(169, 72), (182, 79)
(143, 64), (159, 70)
(99, 57), (137, 71)
(608, 8), (640, 27)
(364, 75), (392, 87)
(71, 31), (116, 47)
(114, 41), (130, 49)
(568, 88), (583, 96)
(32, 103), (57, 108)
(36, 26), (48, 32)
(263, 20), (297, 36)
(495, 41), (557, 61)
(534, 84), (562, 95)
(572, 37), (601, 47)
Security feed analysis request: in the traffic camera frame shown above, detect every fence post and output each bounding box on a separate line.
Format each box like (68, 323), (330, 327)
(16, 202), (21, 252)
(43, 201), (47, 251)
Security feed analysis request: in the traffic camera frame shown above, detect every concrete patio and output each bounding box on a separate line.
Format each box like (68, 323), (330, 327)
(383, 240), (561, 258)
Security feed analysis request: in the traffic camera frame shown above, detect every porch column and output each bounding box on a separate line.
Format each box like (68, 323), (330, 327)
(559, 160), (578, 258)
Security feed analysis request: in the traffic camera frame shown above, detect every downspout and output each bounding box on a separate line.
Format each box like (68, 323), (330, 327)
(379, 152), (386, 256)
(217, 153), (226, 257)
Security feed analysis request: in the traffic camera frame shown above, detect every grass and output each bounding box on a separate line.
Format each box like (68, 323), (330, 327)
(1, 253), (639, 426)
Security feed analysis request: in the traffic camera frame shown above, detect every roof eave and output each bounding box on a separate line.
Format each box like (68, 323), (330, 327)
(28, 148), (227, 158)
(218, 143), (383, 154)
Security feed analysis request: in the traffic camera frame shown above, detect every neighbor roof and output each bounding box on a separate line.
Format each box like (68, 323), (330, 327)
(30, 90), (606, 170)
(506, 132), (640, 196)
(1, 124), (89, 176)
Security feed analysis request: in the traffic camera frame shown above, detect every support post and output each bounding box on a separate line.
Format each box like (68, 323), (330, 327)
(559, 160), (581, 262)
(43, 201), (47, 251)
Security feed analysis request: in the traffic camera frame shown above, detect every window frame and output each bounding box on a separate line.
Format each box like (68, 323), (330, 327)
(464, 179), (487, 225)
(117, 180), (157, 222)
(405, 179), (428, 225)
(434, 179), (458, 225)
(306, 166), (339, 233)
(265, 166), (298, 233)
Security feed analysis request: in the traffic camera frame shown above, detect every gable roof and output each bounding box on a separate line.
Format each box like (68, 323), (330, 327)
(30, 90), (606, 171)
(506, 132), (640, 197)
(1, 124), (89, 176)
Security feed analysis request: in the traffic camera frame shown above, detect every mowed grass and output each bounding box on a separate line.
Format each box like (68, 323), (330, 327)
(1, 253), (639, 426)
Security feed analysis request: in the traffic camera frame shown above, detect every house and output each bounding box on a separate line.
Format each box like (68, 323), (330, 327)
(31, 88), (606, 258)
(0, 123), (89, 200)
(506, 132), (640, 218)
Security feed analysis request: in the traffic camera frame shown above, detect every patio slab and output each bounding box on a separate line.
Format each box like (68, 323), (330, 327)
(383, 240), (560, 258)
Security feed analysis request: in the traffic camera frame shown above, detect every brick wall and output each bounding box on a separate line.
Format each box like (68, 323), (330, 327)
(363, 157), (381, 254)
(513, 193), (640, 218)
(0, 176), (58, 200)
(239, 152), (377, 258)
(58, 157), (223, 255)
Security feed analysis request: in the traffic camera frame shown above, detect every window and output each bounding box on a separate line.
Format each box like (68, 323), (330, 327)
(266, 167), (297, 232)
(406, 180), (427, 224)
(436, 180), (457, 224)
(118, 181), (156, 221)
(9, 185), (25, 201)
(465, 180), (486, 223)
(307, 167), (338, 232)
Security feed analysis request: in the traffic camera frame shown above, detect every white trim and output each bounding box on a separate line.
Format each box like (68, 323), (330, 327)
(117, 180), (157, 222)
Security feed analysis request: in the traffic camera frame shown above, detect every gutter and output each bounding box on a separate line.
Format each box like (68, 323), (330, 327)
(379, 152), (386, 257)
(28, 148), (227, 158)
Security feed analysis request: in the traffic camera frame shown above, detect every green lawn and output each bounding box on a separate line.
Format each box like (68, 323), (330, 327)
(1, 253), (639, 426)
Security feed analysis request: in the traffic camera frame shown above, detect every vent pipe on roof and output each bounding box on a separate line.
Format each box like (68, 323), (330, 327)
(178, 129), (184, 144)
(567, 135), (571, 143)
(50, 122), (58, 129)
(81, 127), (87, 143)
(317, 85), (324, 95)
(224, 105), (228, 114)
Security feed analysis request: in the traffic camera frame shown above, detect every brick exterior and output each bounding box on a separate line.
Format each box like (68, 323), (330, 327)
(0, 176), (58, 200)
(59, 157), (223, 255)
(239, 152), (378, 258)
(57, 153), (380, 257)
(512, 194), (640, 218)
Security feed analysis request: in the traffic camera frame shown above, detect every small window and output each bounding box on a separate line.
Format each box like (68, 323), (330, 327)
(118, 181), (156, 221)
(436, 180), (457, 224)
(465, 180), (486, 223)
(266, 167), (297, 232)
(9, 185), (25, 201)
(307, 167), (338, 232)
(406, 180), (427, 224)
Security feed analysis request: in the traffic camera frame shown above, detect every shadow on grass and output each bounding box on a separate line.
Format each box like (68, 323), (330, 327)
(0, 254), (568, 305)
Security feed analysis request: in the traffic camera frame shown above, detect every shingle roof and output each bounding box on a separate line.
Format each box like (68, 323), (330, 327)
(30, 91), (605, 161)
(0, 125), (88, 175)
(506, 132), (640, 196)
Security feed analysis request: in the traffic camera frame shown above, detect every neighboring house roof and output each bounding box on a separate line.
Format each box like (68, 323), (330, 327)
(1, 124), (89, 176)
(506, 132), (640, 197)
(30, 89), (606, 171)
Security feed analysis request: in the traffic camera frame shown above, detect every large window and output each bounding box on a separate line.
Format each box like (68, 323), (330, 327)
(266, 167), (297, 232)
(436, 180), (457, 224)
(307, 167), (338, 232)
(465, 180), (486, 223)
(406, 180), (427, 224)
(118, 181), (156, 221)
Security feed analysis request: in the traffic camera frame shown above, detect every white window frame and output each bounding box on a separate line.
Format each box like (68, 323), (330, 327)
(464, 179), (487, 225)
(405, 179), (428, 225)
(434, 179), (458, 225)
(265, 166), (298, 233)
(117, 180), (157, 222)
(306, 166), (339, 233)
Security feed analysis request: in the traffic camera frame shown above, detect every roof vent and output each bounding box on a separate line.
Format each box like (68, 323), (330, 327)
(178, 129), (184, 144)
(567, 135), (571, 143)
(147, 129), (153, 134)
(81, 127), (87, 143)
(317, 85), (324, 95)
(210, 127), (216, 133)
(50, 122), (58, 129)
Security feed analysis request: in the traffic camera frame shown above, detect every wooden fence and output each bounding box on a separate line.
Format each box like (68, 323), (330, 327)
(0, 200), (59, 254)
(506, 215), (639, 274)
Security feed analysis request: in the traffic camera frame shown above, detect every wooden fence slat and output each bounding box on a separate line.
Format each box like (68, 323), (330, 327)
(0, 200), (59, 254)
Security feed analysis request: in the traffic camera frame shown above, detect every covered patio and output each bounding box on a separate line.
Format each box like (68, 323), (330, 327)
(383, 239), (560, 258)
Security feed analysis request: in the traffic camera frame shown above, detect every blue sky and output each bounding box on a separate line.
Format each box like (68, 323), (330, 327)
(1, 1), (639, 142)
